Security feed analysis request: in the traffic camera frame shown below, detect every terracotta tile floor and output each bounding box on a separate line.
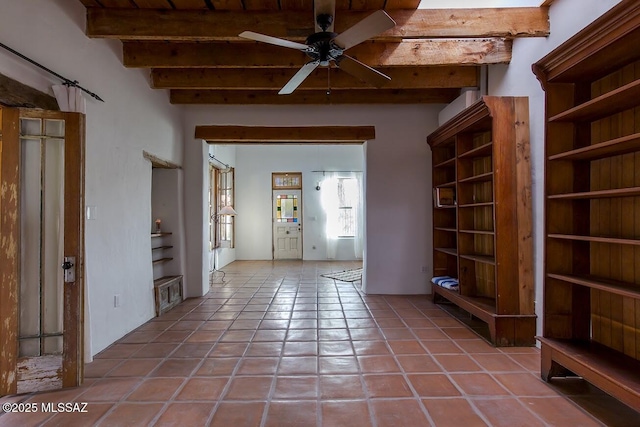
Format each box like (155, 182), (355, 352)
(2, 260), (640, 426)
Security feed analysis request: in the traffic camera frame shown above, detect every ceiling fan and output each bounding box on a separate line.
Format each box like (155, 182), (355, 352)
(238, 0), (396, 95)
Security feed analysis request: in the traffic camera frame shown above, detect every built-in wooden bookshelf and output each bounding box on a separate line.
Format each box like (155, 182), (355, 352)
(532, 0), (640, 411)
(151, 232), (182, 316)
(427, 96), (535, 346)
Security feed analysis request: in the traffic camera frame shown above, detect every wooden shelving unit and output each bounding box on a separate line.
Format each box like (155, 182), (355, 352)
(532, 0), (640, 411)
(151, 231), (182, 316)
(427, 96), (535, 346)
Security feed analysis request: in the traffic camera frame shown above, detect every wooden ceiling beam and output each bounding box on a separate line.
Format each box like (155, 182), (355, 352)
(123, 39), (512, 68)
(132, 0), (173, 9)
(195, 125), (376, 143)
(87, 8), (549, 41)
(98, 0), (137, 7)
(0, 73), (59, 110)
(77, 0), (102, 6)
(171, 88), (460, 104)
(171, 0), (212, 9)
(151, 66), (478, 90)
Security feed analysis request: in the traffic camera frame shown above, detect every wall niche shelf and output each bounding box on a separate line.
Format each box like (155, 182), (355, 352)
(532, 0), (640, 412)
(151, 232), (172, 238)
(427, 96), (535, 346)
(151, 232), (182, 316)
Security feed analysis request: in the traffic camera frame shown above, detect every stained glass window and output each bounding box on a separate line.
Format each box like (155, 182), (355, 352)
(276, 194), (298, 222)
(272, 172), (302, 189)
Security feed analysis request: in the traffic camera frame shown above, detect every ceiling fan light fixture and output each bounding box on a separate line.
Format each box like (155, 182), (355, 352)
(304, 32), (342, 66)
(316, 13), (334, 32)
(238, 4), (395, 94)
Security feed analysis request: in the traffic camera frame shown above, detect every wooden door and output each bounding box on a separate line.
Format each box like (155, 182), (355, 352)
(0, 107), (85, 395)
(273, 190), (302, 259)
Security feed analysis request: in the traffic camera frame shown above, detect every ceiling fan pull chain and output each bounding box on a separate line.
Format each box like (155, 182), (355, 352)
(327, 65), (331, 96)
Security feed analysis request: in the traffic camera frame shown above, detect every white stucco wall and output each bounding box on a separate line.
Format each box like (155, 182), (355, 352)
(182, 104), (442, 295)
(0, 0), (184, 356)
(487, 0), (623, 336)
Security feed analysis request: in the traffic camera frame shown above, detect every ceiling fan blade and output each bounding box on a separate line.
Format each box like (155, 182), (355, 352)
(314, 0), (336, 32)
(332, 10), (396, 51)
(337, 55), (391, 88)
(279, 61), (321, 95)
(239, 31), (309, 51)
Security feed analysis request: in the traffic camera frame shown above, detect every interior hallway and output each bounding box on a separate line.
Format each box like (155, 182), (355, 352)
(1, 261), (638, 426)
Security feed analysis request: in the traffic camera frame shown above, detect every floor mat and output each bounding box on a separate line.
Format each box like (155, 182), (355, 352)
(321, 268), (363, 282)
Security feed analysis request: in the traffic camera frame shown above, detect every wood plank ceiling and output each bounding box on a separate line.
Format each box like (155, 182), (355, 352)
(78, 0), (550, 104)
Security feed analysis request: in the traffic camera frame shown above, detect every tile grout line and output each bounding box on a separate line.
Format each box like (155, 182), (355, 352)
(405, 298), (556, 427)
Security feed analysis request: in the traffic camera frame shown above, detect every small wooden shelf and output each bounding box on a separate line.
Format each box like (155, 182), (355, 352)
(433, 285), (535, 346)
(434, 247), (458, 257)
(538, 337), (640, 411)
(434, 157), (456, 168)
(458, 142), (493, 159)
(548, 187), (640, 200)
(548, 234), (640, 246)
(433, 285), (496, 317)
(548, 132), (640, 161)
(459, 254), (495, 265)
(549, 79), (640, 123)
(153, 275), (181, 286)
(152, 257), (173, 264)
(152, 245), (174, 251)
(458, 202), (494, 208)
(434, 227), (457, 232)
(547, 273), (640, 300)
(434, 205), (457, 210)
(151, 232), (172, 237)
(436, 180), (456, 188)
(459, 229), (494, 236)
(458, 171), (493, 184)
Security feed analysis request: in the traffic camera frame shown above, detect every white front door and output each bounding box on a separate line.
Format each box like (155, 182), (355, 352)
(273, 190), (302, 259)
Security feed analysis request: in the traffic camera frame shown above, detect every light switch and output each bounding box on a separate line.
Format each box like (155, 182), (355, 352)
(86, 205), (97, 220)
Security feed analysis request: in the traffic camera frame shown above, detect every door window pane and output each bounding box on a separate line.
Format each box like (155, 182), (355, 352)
(19, 119), (65, 357)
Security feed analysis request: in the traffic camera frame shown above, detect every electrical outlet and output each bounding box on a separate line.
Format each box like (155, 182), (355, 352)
(421, 266), (428, 273)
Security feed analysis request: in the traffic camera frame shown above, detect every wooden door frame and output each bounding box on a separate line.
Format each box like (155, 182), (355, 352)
(0, 107), (20, 395)
(0, 108), (85, 395)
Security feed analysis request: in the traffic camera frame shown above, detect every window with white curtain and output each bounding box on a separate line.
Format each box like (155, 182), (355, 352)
(321, 172), (363, 259)
(337, 178), (359, 237)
